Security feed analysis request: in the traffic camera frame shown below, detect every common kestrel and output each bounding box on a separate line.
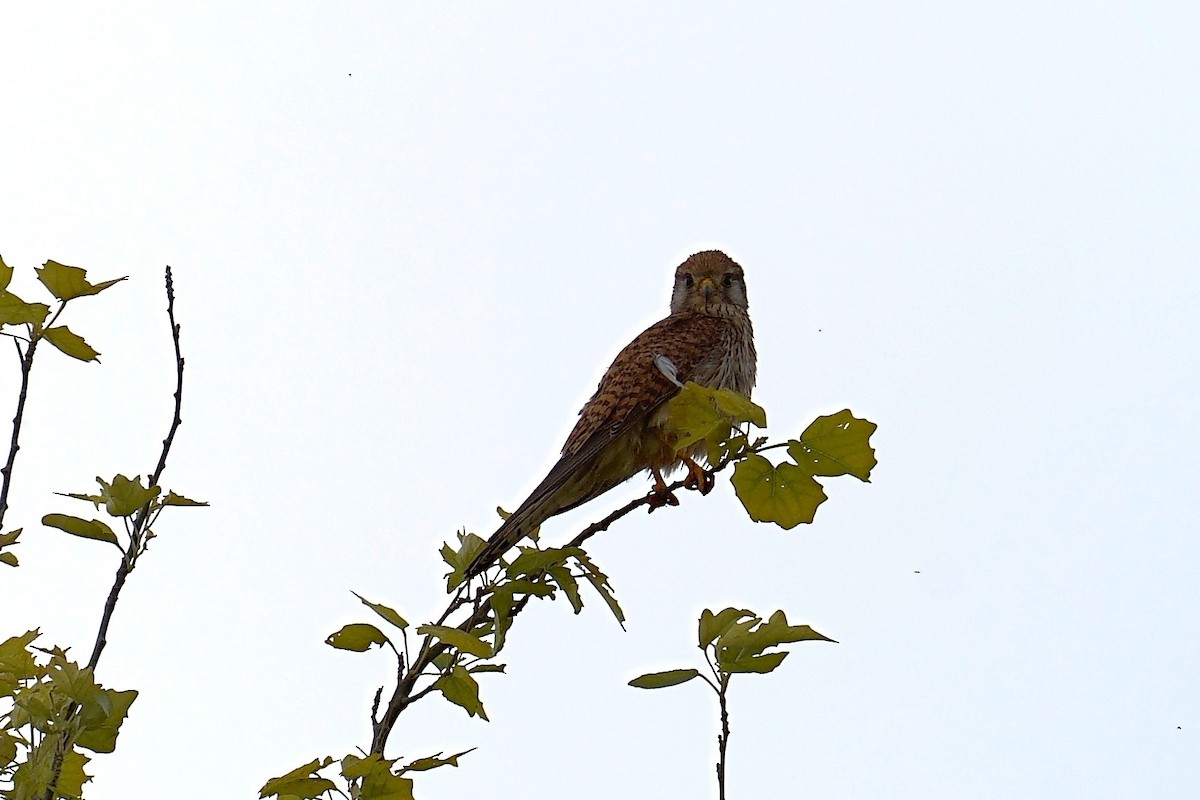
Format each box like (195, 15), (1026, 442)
(465, 250), (756, 578)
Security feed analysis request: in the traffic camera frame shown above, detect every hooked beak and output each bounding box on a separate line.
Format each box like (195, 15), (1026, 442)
(697, 276), (717, 305)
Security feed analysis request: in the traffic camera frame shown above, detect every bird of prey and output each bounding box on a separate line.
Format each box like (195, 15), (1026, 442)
(464, 249), (757, 578)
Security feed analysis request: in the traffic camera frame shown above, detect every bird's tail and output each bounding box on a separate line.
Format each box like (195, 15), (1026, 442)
(463, 503), (545, 579)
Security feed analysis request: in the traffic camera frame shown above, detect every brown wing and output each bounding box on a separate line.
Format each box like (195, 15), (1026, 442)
(505, 312), (731, 519)
(465, 311), (732, 577)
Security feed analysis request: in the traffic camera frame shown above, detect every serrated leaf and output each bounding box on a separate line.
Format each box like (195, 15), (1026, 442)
(259, 757), (336, 799)
(416, 624), (493, 658)
(402, 748), (474, 772)
(628, 668), (701, 689)
(163, 491), (208, 507)
(661, 382), (733, 451)
(76, 687), (137, 753)
(547, 565), (583, 613)
(699, 607), (756, 648)
(42, 325), (99, 362)
(443, 530), (487, 591)
(573, 550), (625, 627)
(352, 592), (408, 630)
(42, 513), (118, 545)
(343, 753), (415, 800)
(468, 664), (506, 674)
(745, 610), (837, 650)
(97, 474), (160, 516)
(789, 410), (878, 480)
(720, 651), (789, 674)
(325, 623), (388, 652)
(0, 290), (50, 327)
(434, 665), (488, 720)
(36, 260), (127, 300)
(732, 454), (827, 529)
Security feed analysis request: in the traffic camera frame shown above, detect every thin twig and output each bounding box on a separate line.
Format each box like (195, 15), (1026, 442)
(85, 267), (184, 671)
(716, 674), (731, 800)
(0, 335), (38, 530)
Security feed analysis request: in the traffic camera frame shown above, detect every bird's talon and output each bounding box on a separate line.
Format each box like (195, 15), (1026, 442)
(646, 488), (681, 512)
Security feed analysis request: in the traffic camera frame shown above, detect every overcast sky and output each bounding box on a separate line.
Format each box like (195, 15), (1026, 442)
(2, 3), (1198, 799)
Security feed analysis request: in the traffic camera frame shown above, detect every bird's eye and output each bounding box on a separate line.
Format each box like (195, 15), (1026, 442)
(722, 273), (735, 288)
(683, 273), (695, 289)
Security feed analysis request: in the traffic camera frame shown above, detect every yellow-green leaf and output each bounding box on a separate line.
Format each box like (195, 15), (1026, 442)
(325, 623), (388, 652)
(628, 668), (700, 689)
(36, 260), (127, 300)
(0, 291), (49, 327)
(42, 513), (118, 545)
(97, 474), (159, 517)
(699, 607), (755, 649)
(259, 758), (336, 799)
(353, 592), (408, 630)
(163, 491), (208, 507)
(0, 253), (11, 291)
(719, 650), (789, 674)
(745, 610), (837, 649)
(788, 410), (878, 480)
(76, 688), (137, 753)
(43, 325), (99, 362)
(434, 665), (488, 720)
(731, 454), (827, 529)
(416, 624), (492, 658)
(402, 748), (474, 772)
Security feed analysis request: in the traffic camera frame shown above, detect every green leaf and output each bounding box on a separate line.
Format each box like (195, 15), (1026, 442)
(416, 624), (493, 658)
(163, 491), (208, 507)
(42, 513), (118, 545)
(352, 592), (408, 631)
(97, 474), (160, 516)
(660, 382), (767, 454)
(0, 527), (18, 567)
(0, 254), (11, 291)
(434, 664), (488, 720)
(259, 757), (336, 799)
(468, 664), (506, 674)
(0, 290), (50, 327)
(76, 687), (137, 753)
(36, 260), (127, 300)
(340, 755), (417, 800)
(0, 630), (40, 685)
(402, 748), (475, 772)
(628, 668), (701, 689)
(42, 325), (99, 362)
(442, 530), (487, 590)
(546, 565), (583, 613)
(745, 610), (837, 649)
(788, 410), (878, 481)
(325, 623), (388, 652)
(731, 454), (827, 529)
(699, 607), (755, 648)
(720, 651), (789, 674)
(574, 550), (626, 627)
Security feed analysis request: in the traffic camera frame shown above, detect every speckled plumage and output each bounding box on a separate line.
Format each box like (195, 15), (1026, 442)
(465, 250), (756, 578)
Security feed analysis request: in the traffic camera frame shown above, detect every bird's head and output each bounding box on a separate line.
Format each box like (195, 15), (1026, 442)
(670, 250), (748, 316)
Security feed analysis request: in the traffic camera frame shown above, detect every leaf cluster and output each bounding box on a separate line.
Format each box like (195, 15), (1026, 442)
(42, 474), (205, 555)
(630, 607), (835, 691)
(0, 630), (137, 799)
(0, 255), (126, 364)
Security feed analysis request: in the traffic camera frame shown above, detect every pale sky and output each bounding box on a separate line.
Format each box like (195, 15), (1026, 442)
(2, 4), (1198, 799)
